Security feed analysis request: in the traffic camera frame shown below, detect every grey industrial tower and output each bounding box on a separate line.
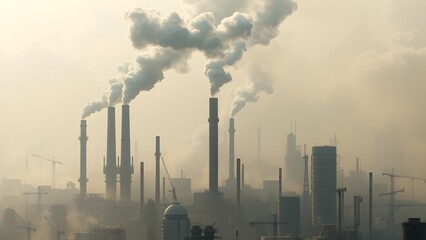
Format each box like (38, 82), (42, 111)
(104, 107), (117, 200)
(311, 146), (337, 228)
(119, 105), (134, 201)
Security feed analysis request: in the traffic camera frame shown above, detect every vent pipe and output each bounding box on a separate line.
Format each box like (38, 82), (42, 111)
(79, 120), (88, 197)
(236, 158), (241, 228)
(140, 162), (144, 220)
(229, 118), (235, 180)
(209, 98), (219, 193)
(279, 168), (282, 198)
(155, 136), (161, 204)
(369, 172), (373, 240)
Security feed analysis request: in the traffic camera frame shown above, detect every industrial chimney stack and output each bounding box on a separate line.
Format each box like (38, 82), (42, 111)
(155, 136), (161, 204)
(104, 107), (117, 200)
(229, 118), (235, 180)
(209, 98), (219, 193)
(120, 105), (134, 201)
(79, 120), (88, 197)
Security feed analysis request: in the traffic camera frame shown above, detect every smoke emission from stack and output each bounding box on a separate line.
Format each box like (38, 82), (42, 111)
(230, 68), (273, 118)
(82, 0), (296, 118)
(79, 120), (88, 197)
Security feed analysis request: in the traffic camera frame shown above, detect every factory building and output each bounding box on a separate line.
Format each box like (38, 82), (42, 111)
(311, 146), (337, 229)
(162, 202), (190, 240)
(279, 196), (300, 237)
(402, 218), (426, 240)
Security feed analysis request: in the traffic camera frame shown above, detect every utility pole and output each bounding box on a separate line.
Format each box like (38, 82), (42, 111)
(380, 168), (404, 231)
(22, 186), (48, 214)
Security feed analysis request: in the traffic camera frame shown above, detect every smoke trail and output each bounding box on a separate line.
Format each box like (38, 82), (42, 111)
(81, 93), (108, 119)
(230, 69), (273, 118)
(205, 41), (246, 95)
(122, 47), (191, 104)
(81, 63), (129, 119)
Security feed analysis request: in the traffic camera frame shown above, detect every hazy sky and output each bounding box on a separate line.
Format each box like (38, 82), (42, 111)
(1, 0), (425, 200)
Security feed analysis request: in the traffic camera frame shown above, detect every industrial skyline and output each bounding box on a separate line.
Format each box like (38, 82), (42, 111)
(1, 0), (426, 239)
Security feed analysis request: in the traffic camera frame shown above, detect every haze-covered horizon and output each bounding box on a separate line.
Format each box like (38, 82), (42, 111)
(1, 0), (426, 202)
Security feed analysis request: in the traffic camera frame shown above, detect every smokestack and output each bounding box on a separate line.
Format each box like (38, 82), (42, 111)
(279, 168), (282, 198)
(140, 162), (144, 220)
(236, 158), (241, 228)
(155, 136), (161, 204)
(104, 107), (117, 200)
(229, 118), (235, 180)
(369, 172), (373, 240)
(257, 126), (261, 162)
(209, 98), (219, 193)
(242, 164), (245, 193)
(79, 120), (88, 197)
(120, 105), (133, 202)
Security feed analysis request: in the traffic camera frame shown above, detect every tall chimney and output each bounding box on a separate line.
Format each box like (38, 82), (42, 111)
(279, 168), (282, 198)
(79, 120), (88, 197)
(229, 118), (235, 180)
(242, 164), (245, 193)
(369, 172), (373, 240)
(236, 158), (241, 228)
(209, 98), (219, 193)
(120, 105), (133, 201)
(140, 162), (144, 220)
(104, 107), (117, 200)
(155, 136), (161, 204)
(257, 126), (261, 162)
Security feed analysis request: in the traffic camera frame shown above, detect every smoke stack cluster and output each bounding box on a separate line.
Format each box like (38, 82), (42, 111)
(209, 98), (219, 193)
(119, 105), (134, 201)
(229, 118), (235, 180)
(79, 120), (88, 197)
(104, 107), (117, 200)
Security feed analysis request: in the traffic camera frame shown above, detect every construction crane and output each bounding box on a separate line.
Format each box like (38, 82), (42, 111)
(249, 214), (286, 240)
(45, 216), (65, 240)
(380, 168), (405, 231)
(32, 154), (63, 188)
(383, 172), (426, 200)
(14, 210), (36, 240)
(22, 186), (48, 214)
(161, 157), (178, 203)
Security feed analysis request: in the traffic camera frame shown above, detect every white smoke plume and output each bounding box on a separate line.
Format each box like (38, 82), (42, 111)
(205, 41), (246, 95)
(81, 64), (129, 119)
(230, 68), (273, 118)
(122, 47), (191, 104)
(81, 93), (108, 119)
(83, 0), (295, 116)
(126, 0), (295, 96)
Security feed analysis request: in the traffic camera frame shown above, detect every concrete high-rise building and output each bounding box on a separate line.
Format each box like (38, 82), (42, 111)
(311, 146), (337, 228)
(162, 202), (190, 240)
(285, 132), (303, 189)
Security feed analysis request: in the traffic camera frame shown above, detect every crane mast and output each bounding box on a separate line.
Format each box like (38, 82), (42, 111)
(32, 154), (63, 188)
(161, 157), (178, 203)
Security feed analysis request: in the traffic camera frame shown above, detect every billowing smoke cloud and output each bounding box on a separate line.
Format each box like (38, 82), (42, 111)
(122, 47), (191, 104)
(126, 0), (296, 95)
(83, 0), (295, 117)
(205, 41), (246, 95)
(230, 68), (273, 118)
(81, 93), (108, 119)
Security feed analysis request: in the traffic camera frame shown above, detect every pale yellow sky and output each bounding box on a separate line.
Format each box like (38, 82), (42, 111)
(1, 0), (426, 200)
